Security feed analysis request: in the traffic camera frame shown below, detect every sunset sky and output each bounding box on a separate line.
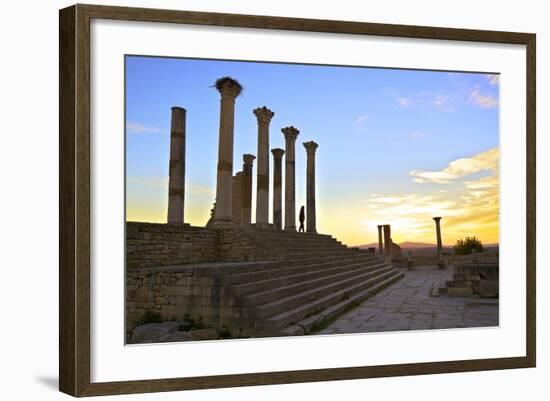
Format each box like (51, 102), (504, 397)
(125, 56), (499, 247)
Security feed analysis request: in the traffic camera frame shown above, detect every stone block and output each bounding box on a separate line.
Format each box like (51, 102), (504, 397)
(188, 328), (219, 341)
(134, 287), (151, 301)
(447, 287), (474, 296)
(130, 321), (183, 343)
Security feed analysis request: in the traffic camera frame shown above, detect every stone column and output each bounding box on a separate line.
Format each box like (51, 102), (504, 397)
(383, 224), (392, 264)
(253, 107), (275, 228)
(377, 225), (384, 257)
(433, 217), (445, 268)
(303, 141), (319, 233)
(282, 126), (300, 231)
(211, 77), (242, 228)
(167, 106), (186, 224)
(271, 148), (285, 230)
(241, 154), (256, 226)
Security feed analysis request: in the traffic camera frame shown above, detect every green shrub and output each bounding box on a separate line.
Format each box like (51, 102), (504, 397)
(453, 236), (484, 255)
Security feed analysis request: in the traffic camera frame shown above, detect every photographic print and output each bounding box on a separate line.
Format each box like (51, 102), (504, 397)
(125, 56), (500, 344)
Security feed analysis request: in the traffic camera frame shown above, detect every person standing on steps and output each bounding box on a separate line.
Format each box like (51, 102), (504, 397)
(298, 205), (305, 233)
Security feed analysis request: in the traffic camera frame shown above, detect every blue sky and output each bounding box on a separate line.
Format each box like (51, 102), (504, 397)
(126, 56), (499, 246)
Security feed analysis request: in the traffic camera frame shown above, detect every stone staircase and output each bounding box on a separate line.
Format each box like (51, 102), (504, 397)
(218, 229), (404, 337)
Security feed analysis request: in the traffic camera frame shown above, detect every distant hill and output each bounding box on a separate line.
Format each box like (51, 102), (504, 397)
(358, 242), (499, 250)
(358, 241), (435, 249)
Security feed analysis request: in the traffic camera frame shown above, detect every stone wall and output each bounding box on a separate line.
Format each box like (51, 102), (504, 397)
(126, 264), (225, 334)
(232, 172), (243, 226)
(126, 222), (275, 269)
(446, 262), (499, 297)
(126, 261), (279, 337)
(126, 222), (281, 334)
(126, 222), (219, 268)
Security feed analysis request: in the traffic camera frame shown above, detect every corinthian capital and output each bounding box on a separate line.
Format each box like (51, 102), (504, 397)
(243, 153), (256, 166)
(253, 106), (275, 124)
(271, 148), (285, 159)
(303, 140), (319, 154)
(281, 126), (300, 142)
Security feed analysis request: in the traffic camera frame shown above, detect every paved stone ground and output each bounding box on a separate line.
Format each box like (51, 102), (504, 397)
(319, 265), (499, 335)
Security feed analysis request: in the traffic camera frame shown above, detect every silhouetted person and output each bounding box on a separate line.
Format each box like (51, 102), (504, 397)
(299, 205), (305, 232)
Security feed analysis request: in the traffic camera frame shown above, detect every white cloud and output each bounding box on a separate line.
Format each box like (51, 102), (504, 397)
(354, 114), (370, 124)
(127, 122), (167, 134)
(469, 89), (498, 108)
(395, 92), (454, 112)
(409, 147), (498, 184)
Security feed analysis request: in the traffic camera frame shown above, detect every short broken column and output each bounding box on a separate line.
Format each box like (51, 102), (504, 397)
(303, 141), (319, 233)
(433, 217), (446, 269)
(253, 107), (275, 228)
(211, 77), (243, 228)
(167, 106), (186, 224)
(241, 154), (256, 226)
(282, 126), (300, 231)
(383, 224), (392, 264)
(377, 225), (384, 257)
(271, 148), (285, 230)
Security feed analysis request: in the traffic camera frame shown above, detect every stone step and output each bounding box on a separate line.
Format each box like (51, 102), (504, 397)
(259, 240), (344, 248)
(246, 231), (332, 239)
(282, 248), (364, 260)
(252, 265), (396, 320)
(279, 272), (404, 335)
(253, 235), (339, 242)
(231, 257), (382, 296)
(222, 254), (378, 286)
(241, 262), (391, 306)
(280, 251), (373, 268)
(255, 241), (344, 251)
(259, 269), (401, 333)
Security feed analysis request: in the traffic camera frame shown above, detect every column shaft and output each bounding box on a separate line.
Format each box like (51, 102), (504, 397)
(304, 141), (319, 233)
(241, 154), (256, 226)
(377, 225), (384, 257)
(282, 127), (300, 231)
(167, 107), (186, 224)
(254, 107), (274, 227)
(212, 78), (242, 228)
(271, 149), (285, 230)
(383, 225), (392, 264)
(433, 217), (443, 260)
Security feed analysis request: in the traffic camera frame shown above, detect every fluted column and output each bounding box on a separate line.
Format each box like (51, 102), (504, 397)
(167, 106), (186, 224)
(377, 225), (384, 257)
(433, 217), (443, 260)
(383, 224), (392, 264)
(282, 126), (299, 231)
(253, 107), (275, 228)
(271, 148), (285, 230)
(303, 141), (319, 233)
(211, 77), (242, 228)
(241, 154), (256, 226)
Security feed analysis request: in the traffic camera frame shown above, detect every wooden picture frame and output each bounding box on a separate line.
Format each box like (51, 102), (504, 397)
(59, 3), (536, 397)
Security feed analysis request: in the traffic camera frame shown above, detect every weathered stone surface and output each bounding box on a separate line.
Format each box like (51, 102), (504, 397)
(271, 148), (284, 230)
(126, 222), (271, 269)
(159, 331), (192, 343)
(188, 328), (219, 341)
(303, 141), (318, 233)
(319, 265), (498, 335)
(167, 107), (186, 224)
(231, 172), (244, 226)
(130, 321), (183, 343)
(282, 126), (299, 231)
(211, 77), (242, 228)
